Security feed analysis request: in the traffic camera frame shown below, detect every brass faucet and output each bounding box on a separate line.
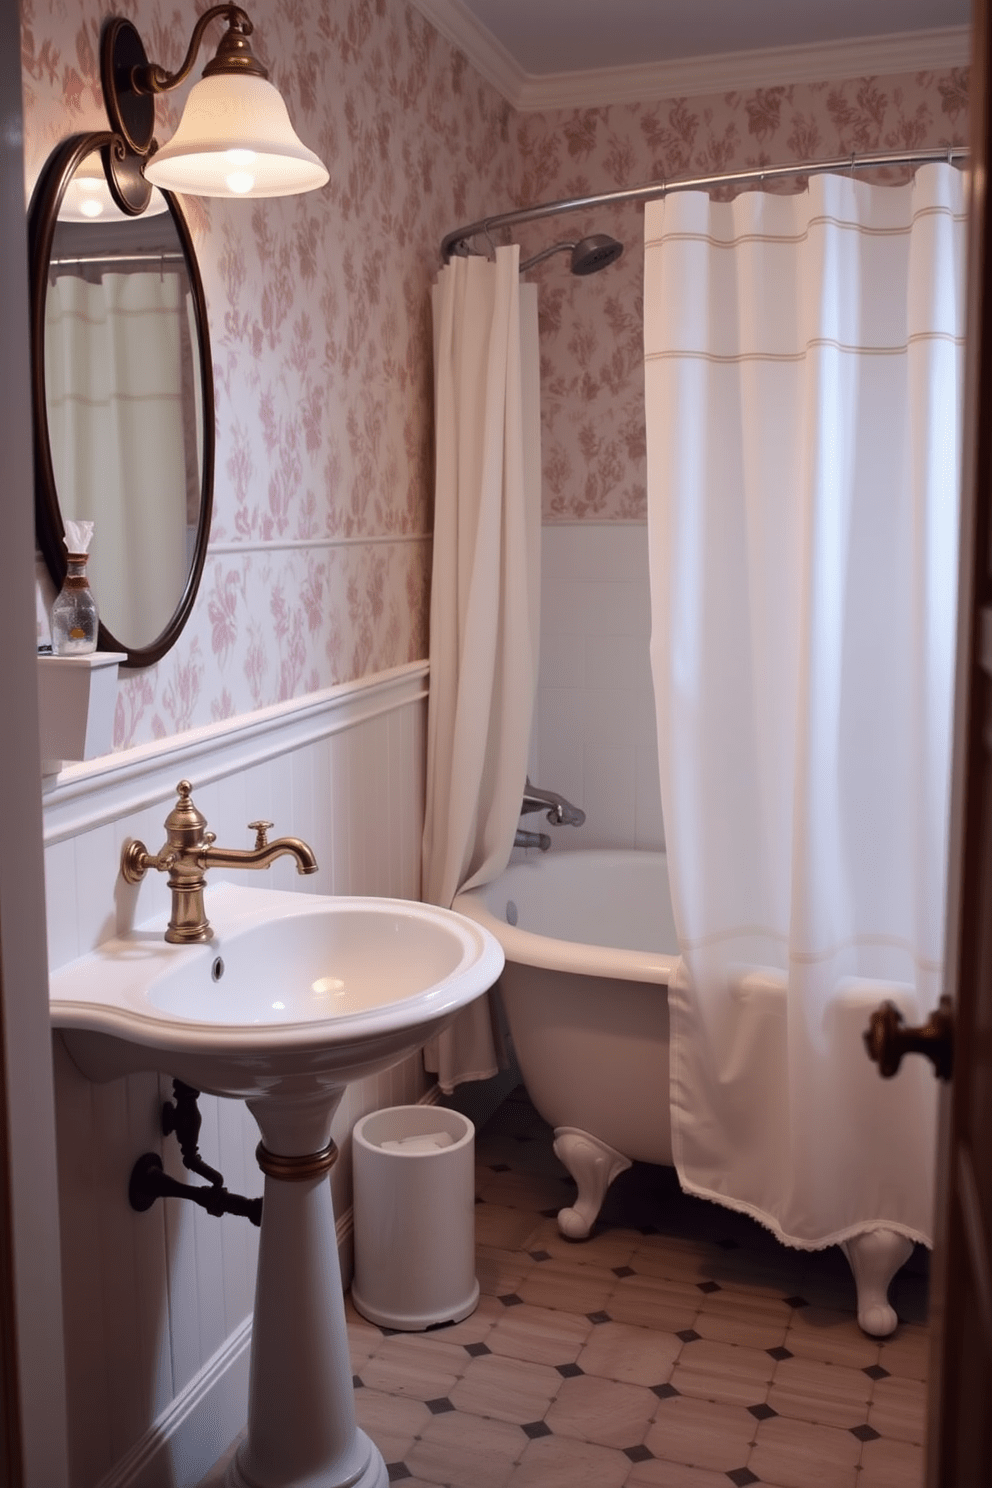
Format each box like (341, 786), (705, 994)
(122, 780), (319, 944)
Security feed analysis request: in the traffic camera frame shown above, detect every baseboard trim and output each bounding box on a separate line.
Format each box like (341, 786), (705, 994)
(96, 1316), (252, 1488)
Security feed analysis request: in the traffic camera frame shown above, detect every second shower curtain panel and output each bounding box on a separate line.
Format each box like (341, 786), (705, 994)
(422, 246), (542, 1091)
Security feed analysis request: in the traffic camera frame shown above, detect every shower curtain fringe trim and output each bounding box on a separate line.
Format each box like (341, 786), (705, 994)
(669, 1140), (934, 1255)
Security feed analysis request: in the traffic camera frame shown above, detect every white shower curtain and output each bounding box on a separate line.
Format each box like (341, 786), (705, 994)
(644, 164), (966, 1247)
(45, 269), (191, 646)
(423, 246), (542, 1091)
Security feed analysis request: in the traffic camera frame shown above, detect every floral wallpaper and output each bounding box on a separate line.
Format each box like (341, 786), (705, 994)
(20, 0), (512, 746)
(19, 0), (969, 741)
(510, 71), (970, 522)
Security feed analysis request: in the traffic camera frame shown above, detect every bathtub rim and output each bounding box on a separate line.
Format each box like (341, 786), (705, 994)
(452, 848), (680, 987)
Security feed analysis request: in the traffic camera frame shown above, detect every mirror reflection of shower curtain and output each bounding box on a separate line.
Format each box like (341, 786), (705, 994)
(423, 246), (542, 1091)
(644, 164), (966, 1247)
(44, 270), (190, 647)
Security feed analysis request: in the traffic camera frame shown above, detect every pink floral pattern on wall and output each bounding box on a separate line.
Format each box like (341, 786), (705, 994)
(20, 0), (511, 747)
(509, 71), (969, 522)
(19, 0), (969, 738)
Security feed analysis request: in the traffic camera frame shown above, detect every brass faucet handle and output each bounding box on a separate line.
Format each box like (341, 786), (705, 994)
(248, 820), (273, 849)
(122, 840), (151, 883)
(121, 840), (178, 883)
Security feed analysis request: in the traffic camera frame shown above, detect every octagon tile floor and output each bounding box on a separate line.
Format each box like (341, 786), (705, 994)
(200, 1086), (930, 1488)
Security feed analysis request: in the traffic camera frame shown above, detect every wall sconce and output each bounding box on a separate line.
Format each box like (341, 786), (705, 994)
(101, 6), (329, 214)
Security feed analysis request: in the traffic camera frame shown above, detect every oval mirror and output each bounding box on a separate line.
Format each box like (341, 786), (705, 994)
(29, 133), (214, 668)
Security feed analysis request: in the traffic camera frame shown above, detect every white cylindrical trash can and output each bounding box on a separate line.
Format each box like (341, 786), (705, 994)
(351, 1105), (477, 1331)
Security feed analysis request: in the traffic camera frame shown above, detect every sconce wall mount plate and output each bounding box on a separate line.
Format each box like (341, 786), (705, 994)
(101, 17), (157, 215)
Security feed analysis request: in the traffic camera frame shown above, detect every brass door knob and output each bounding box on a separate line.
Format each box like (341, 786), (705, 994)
(864, 995), (953, 1082)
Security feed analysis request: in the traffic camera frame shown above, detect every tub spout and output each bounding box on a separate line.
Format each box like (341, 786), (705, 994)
(514, 828), (551, 851)
(520, 778), (585, 828)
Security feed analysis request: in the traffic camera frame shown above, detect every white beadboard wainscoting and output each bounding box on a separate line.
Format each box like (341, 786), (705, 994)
(532, 523), (664, 851)
(43, 661), (432, 1488)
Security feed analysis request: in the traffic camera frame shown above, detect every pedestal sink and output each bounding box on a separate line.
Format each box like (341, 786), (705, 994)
(50, 883), (504, 1488)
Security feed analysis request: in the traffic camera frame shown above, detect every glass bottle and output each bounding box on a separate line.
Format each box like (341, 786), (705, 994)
(51, 552), (99, 655)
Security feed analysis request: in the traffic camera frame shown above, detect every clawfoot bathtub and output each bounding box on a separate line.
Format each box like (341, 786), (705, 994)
(454, 848), (917, 1338)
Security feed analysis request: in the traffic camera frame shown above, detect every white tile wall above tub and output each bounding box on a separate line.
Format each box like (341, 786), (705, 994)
(533, 524), (664, 853)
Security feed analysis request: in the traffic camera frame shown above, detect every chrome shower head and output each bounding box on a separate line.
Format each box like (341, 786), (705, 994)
(519, 233), (624, 276)
(569, 234), (624, 275)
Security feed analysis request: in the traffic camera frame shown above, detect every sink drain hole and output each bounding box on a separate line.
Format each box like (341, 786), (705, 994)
(211, 956), (225, 981)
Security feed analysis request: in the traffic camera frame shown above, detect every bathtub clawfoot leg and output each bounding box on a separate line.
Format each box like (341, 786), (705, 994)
(841, 1229), (914, 1337)
(552, 1127), (632, 1240)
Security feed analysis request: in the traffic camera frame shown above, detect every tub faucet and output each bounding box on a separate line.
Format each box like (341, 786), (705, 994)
(520, 778), (586, 828)
(122, 780), (318, 944)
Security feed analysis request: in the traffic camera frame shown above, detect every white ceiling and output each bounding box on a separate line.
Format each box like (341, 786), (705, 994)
(409, 0), (971, 108)
(450, 0), (969, 75)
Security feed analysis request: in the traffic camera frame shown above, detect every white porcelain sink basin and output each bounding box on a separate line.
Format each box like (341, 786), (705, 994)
(50, 882), (505, 1099)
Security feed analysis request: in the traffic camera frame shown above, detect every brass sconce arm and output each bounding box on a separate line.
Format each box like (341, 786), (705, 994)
(128, 5), (268, 97)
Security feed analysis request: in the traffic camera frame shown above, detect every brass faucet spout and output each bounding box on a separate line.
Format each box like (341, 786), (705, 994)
(201, 838), (319, 875)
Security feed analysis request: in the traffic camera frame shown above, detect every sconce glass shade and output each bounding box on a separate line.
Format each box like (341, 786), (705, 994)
(143, 74), (328, 198)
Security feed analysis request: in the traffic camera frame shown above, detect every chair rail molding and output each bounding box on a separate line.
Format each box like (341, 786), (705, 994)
(42, 660), (429, 847)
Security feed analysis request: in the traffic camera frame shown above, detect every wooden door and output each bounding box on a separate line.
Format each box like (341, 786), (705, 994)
(924, 0), (992, 1479)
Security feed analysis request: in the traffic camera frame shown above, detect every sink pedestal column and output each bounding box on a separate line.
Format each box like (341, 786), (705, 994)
(227, 1092), (387, 1488)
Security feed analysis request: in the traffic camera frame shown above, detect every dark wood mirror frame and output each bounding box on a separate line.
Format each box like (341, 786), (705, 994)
(28, 130), (214, 669)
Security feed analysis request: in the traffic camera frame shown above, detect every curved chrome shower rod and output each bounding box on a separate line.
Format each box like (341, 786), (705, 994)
(440, 145), (969, 263)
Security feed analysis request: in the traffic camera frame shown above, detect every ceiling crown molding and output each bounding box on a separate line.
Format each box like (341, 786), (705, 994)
(408, 0), (970, 111)
(408, 0), (526, 103)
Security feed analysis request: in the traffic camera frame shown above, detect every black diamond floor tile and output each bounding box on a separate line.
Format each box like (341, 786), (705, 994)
(850, 1423), (882, 1441)
(726, 1468), (760, 1487)
(522, 1420), (553, 1439)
